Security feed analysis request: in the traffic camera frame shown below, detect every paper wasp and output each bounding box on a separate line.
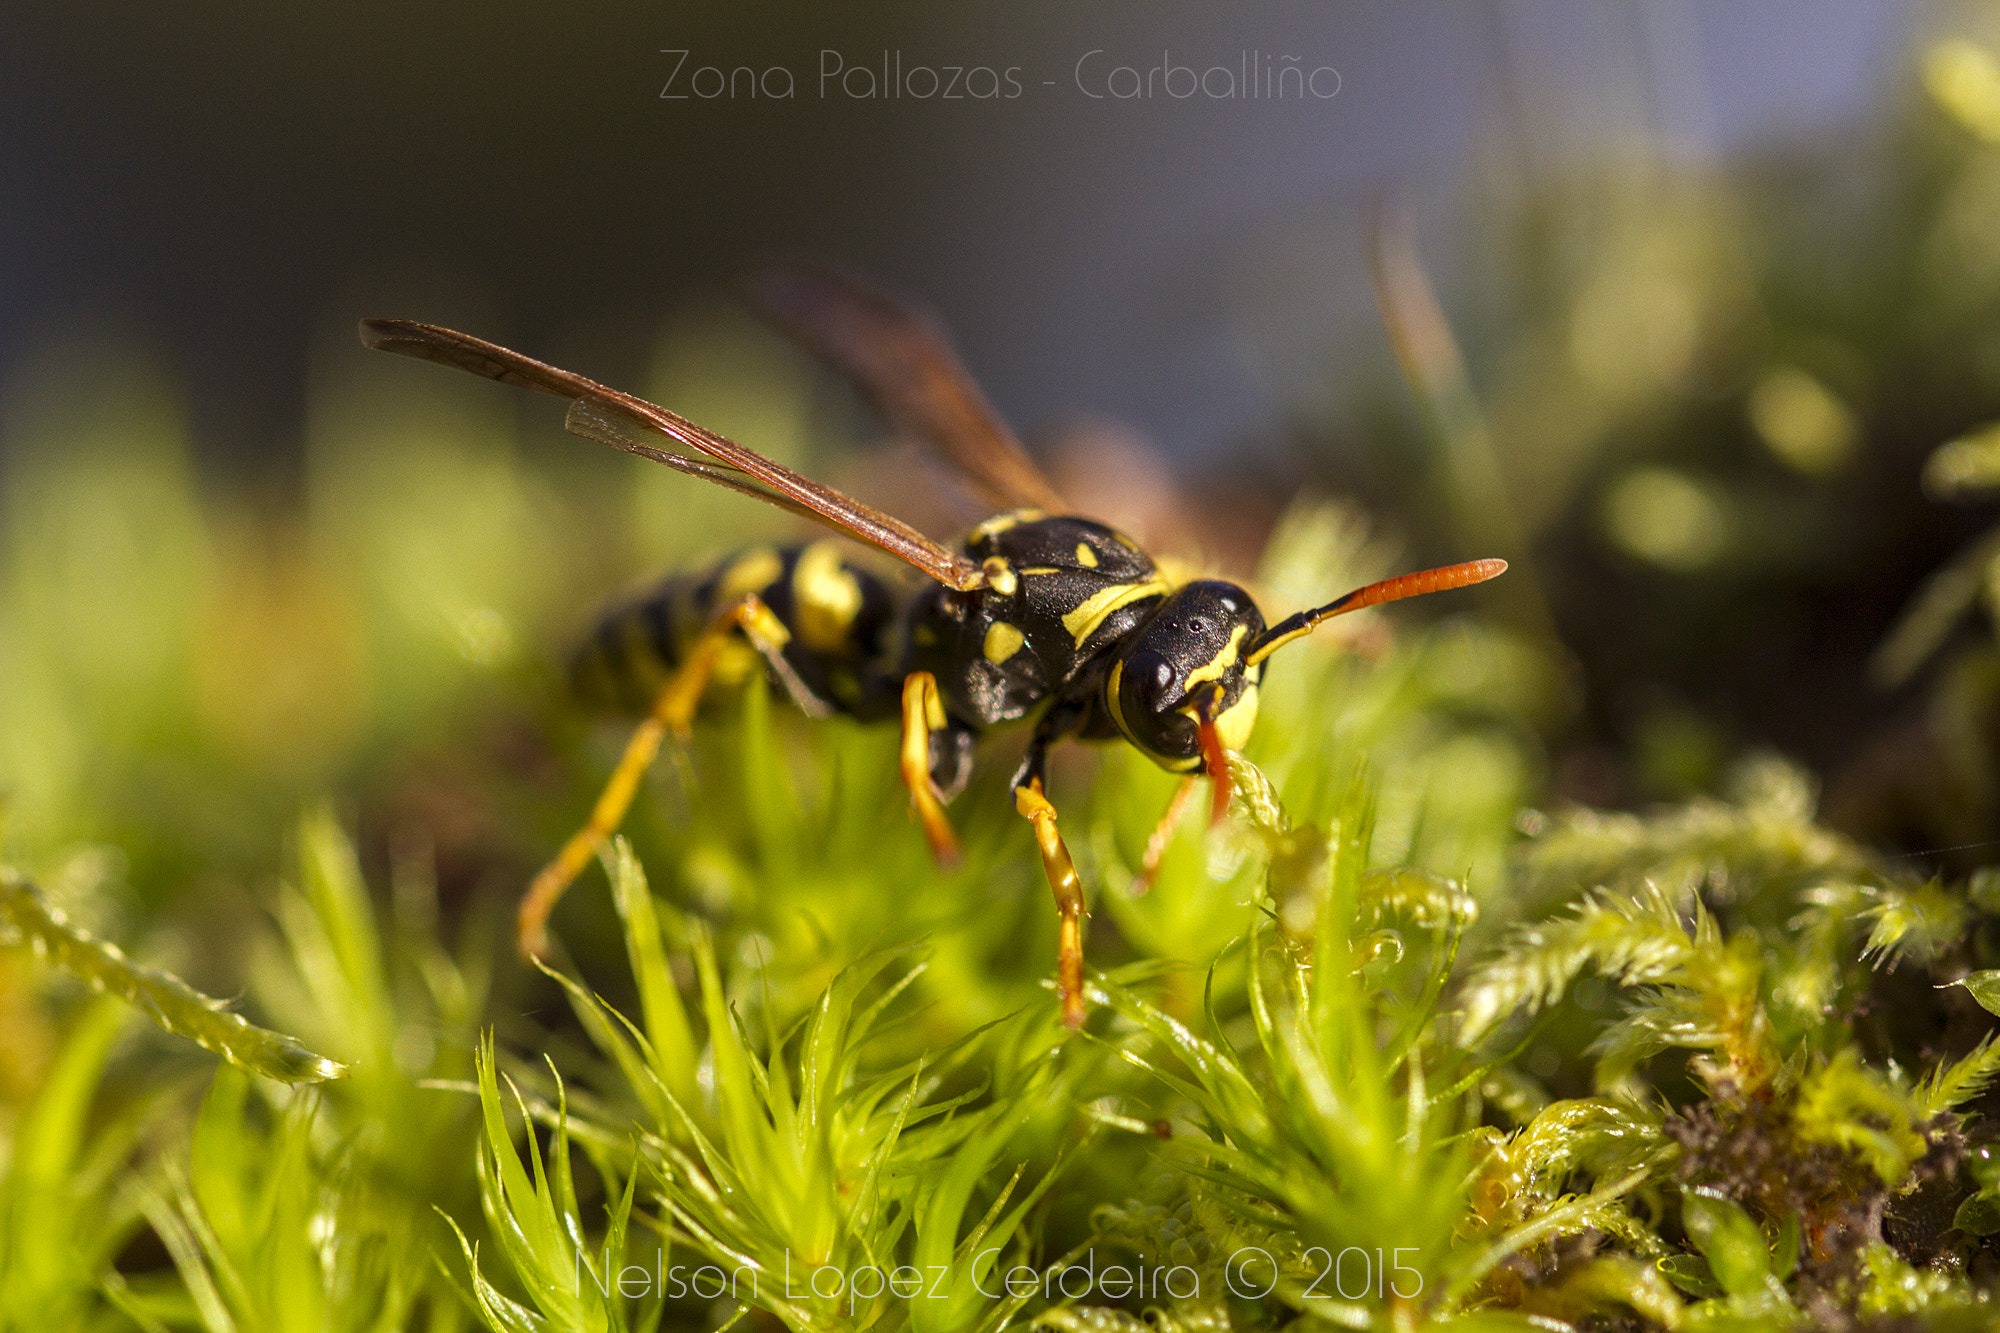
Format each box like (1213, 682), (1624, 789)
(361, 266), (1504, 1027)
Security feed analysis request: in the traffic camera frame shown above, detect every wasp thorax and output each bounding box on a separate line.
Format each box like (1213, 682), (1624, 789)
(1107, 581), (1266, 771)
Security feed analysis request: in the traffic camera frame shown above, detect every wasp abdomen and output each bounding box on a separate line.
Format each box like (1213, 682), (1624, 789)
(571, 540), (900, 719)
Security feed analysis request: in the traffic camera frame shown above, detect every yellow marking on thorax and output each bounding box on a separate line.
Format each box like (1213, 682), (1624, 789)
(969, 509), (1044, 543)
(791, 540), (863, 652)
(1074, 542), (1098, 568)
(715, 547), (784, 605)
(981, 556), (1019, 597)
(983, 621), (1026, 664)
(1061, 578), (1170, 647)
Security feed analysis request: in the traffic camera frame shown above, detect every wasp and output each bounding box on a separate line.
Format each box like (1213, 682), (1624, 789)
(362, 266), (1504, 1027)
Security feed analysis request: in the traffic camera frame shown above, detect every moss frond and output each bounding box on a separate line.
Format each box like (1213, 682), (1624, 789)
(1513, 757), (1884, 915)
(0, 868), (344, 1084)
(1792, 1049), (1928, 1187)
(448, 1035), (652, 1332)
(0, 996), (144, 1330)
(1857, 880), (1969, 969)
(1457, 880), (1704, 1048)
(1915, 1033), (2000, 1118)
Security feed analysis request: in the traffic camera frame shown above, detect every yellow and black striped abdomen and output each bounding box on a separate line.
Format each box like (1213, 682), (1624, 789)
(570, 540), (902, 720)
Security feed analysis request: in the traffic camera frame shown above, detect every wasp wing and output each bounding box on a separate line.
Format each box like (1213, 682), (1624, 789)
(563, 398), (827, 524)
(361, 318), (986, 591)
(744, 263), (1069, 516)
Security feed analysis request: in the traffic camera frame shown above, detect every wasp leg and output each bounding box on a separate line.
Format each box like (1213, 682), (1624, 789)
(899, 671), (962, 867)
(518, 593), (793, 959)
(1014, 776), (1086, 1029)
(1008, 729), (1088, 1028)
(1134, 774), (1201, 896)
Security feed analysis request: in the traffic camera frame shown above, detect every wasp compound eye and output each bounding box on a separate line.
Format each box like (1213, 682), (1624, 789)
(1110, 648), (1195, 763)
(1123, 649), (1176, 708)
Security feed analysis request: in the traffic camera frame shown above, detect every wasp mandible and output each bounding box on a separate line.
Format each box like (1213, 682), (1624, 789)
(362, 266), (1505, 1027)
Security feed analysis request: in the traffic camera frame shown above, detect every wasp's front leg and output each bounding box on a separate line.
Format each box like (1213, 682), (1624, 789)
(899, 671), (972, 868)
(519, 593), (794, 960)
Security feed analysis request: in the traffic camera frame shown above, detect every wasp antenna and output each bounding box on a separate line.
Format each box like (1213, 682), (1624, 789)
(1245, 558), (1507, 666)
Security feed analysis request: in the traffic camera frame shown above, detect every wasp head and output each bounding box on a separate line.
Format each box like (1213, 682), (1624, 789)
(1106, 581), (1265, 774)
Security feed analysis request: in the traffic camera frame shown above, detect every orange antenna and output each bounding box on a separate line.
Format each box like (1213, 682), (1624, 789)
(1244, 558), (1508, 667)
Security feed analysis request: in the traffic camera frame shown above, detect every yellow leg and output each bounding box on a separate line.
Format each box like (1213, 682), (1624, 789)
(899, 672), (961, 867)
(1015, 777), (1087, 1029)
(1134, 774), (1201, 896)
(518, 594), (791, 959)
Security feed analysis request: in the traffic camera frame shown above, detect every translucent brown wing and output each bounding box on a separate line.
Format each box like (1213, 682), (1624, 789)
(744, 263), (1069, 515)
(360, 318), (986, 591)
(561, 399), (828, 526)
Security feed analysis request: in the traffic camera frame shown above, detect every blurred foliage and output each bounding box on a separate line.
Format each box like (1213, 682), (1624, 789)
(1263, 7), (2000, 871)
(15, 11), (2000, 1331)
